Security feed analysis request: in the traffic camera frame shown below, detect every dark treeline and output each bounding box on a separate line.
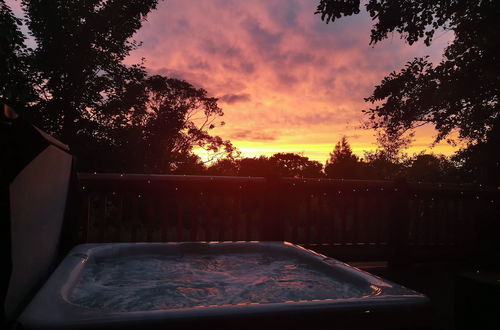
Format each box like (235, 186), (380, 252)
(180, 136), (468, 184)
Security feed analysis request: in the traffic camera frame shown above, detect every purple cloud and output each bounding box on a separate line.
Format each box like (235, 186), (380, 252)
(219, 93), (252, 104)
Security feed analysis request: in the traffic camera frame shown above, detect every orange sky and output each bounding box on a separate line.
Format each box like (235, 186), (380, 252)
(124, 0), (457, 163)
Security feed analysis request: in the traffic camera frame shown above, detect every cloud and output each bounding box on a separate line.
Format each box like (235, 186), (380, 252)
(219, 93), (251, 104)
(230, 129), (277, 141)
(267, 110), (357, 127)
(243, 17), (283, 50)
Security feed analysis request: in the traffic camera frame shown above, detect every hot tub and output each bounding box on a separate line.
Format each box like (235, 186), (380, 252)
(19, 242), (430, 330)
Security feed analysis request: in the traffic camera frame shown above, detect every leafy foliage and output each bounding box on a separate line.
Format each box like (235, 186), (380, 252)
(0, 1), (33, 108)
(126, 76), (235, 173)
(21, 0), (160, 143)
(324, 136), (362, 179)
(206, 153), (323, 178)
(406, 153), (458, 183)
(269, 153), (323, 178)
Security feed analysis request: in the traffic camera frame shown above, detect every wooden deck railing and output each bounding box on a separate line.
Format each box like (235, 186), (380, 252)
(78, 174), (500, 264)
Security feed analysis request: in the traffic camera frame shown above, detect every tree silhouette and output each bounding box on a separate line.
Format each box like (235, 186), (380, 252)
(238, 156), (275, 177)
(406, 153), (457, 183)
(129, 75), (235, 173)
(0, 2), (33, 108)
(362, 131), (411, 180)
(269, 153), (323, 178)
(206, 158), (239, 176)
(21, 0), (159, 146)
(316, 0), (500, 184)
(206, 153), (323, 178)
(452, 124), (500, 184)
(325, 137), (361, 179)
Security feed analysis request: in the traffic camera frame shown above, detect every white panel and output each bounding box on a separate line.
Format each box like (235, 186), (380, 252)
(6, 145), (72, 319)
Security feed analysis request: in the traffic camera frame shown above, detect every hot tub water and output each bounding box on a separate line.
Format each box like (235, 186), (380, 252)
(71, 253), (371, 312)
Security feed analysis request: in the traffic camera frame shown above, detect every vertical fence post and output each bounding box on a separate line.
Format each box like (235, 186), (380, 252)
(388, 178), (412, 267)
(262, 176), (285, 241)
(77, 178), (89, 244)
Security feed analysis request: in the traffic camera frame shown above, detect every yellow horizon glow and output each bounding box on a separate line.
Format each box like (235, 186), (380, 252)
(196, 125), (460, 164)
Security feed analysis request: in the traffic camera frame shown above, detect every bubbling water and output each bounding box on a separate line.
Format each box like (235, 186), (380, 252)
(70, 253), (371, 312)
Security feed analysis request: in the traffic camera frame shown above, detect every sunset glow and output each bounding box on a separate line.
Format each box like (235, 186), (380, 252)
(125, 0), (457, 163)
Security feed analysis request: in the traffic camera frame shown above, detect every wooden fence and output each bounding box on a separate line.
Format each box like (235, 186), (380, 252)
(78, 174), (500, 264)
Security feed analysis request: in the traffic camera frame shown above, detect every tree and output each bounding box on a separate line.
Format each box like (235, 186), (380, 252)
(238, 156), (275, 177)
(316, 0), (500, 184)
(169, 151), (206, 175)
(363, 151), (401, 180)
(325, 137), (361, 179)
(206, 158), (240, 176)
(21, 0), (160, 147)
(362, 131), (411, 180)
(452, 123), (500, 184)
(206, 153), (323, 178)
(0, 1), (33, 108)
(406, 153), (457, 183)
(75, 75), (235, 173)
(128, 75), (235, 173)
(269, 153), (323, 178)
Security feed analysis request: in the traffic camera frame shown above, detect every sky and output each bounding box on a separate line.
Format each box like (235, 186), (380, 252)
(10, 0), (458, 163)
(123, 0), (458, 163)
